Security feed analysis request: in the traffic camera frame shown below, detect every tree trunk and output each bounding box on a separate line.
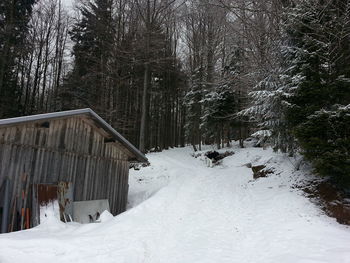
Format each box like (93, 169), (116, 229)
(139, 62), (149, 153)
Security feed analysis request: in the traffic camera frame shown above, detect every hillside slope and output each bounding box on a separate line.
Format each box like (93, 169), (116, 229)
(1, 145), (350, 263)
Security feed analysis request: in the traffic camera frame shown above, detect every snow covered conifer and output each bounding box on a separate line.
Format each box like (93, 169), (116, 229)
(284, 0), (350, 187)
(241, 66), (294, 153)
(295, 105), (350, 186)
(200, 80), (236, 148)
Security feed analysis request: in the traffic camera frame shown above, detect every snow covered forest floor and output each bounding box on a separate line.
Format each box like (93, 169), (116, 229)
(1, 143), (350, 263)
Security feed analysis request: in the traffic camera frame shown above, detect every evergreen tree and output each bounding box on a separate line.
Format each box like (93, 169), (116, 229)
(0, 0), (36, 117)
(241, 67), (294, 152)
(284, 0), (350, 186)
(296, 105), (350, 186)
(64, 0), (115, 116)
(200, 80), (236, 148)
(200, 48), (241, 148)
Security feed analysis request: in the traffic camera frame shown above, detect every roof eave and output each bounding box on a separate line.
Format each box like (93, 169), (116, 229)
(86, 110), (148, 163)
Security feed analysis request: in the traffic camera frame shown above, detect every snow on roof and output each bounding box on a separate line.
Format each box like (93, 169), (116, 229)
(0, 108), (148, 163)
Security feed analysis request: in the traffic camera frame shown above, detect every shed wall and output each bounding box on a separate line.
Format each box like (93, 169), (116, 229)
(0, 116), (130, 229)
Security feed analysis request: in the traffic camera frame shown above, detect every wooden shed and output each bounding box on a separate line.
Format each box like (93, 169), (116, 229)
(0, 108), (147, 232)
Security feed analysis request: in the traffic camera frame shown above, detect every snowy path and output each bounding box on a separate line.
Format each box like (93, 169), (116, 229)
(1, 146), (350, 263)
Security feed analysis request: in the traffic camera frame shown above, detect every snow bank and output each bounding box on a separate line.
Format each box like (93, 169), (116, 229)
(99, 210), (114, 222)
(37, 201), (65, 230)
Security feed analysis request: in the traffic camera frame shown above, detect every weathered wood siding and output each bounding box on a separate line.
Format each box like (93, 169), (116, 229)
(0, 116), (130, 219)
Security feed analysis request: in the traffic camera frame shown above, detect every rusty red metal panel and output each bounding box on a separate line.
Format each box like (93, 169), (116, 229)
(37, 184), (58, 206)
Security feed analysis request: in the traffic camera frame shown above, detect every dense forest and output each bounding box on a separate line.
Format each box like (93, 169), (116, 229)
(0, 0), (349, 187)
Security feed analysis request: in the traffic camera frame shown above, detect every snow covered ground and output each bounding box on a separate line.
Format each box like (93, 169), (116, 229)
(1, 144), (350, 263)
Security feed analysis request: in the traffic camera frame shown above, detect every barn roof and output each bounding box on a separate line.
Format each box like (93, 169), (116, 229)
(0, 108), (148, 163)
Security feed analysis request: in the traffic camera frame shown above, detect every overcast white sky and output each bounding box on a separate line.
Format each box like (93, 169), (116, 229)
(62, 0), (74, 8)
